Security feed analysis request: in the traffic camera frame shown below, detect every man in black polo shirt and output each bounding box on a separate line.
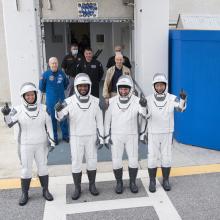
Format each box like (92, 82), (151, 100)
(77, 48), (104, 98)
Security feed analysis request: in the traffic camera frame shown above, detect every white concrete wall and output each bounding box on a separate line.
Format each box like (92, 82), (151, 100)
(0, 1), (10, 103)
(134, 0), (169, 96)
(2, 0), (41, 106)
(41, 0), (133, 20)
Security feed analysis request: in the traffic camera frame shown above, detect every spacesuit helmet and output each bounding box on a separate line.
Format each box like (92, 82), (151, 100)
(116, 75), (133, 103)
(152, 73), (168, 97)
(20, 82), (38, 111)
(74, 73), (92, 103)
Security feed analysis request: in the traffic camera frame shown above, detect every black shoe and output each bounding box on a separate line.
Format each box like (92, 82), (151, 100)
(162, 167), (171, 191)
(19, 178), (31, 206)
(87, 170), (99, 196)
(128, 167), (138, 193)
(113, 168), (123, 194)
(72, 172), (82, 200)
(62, 137), (69, 143)
(39, 175), (54, 201)
(148, 168), (157, 193)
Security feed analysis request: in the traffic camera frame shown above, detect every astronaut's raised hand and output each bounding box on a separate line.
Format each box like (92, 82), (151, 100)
(96, 137), (105, 150)
(179, 89), (187, 100)
(104, 136), (113, 150)
(139, 95), (147, 107)
(54, 101), (64, 112)
(139, 133), (148, 145)
(1, 102), (11, 116)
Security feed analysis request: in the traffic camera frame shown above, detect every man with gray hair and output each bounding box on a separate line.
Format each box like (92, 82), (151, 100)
(103, 52), (131, 105)
(39, 57), (69, 145)
(106, 45), (132, 69)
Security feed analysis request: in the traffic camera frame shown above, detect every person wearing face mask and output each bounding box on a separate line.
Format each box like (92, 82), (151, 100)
(39, 57), (69, 145)
(62, 44), (83, 96)
(1, 83), (55, 206)
(146, 73), (187, 193)
(55, 73), (104, 200)
(104, 75), (147, 194)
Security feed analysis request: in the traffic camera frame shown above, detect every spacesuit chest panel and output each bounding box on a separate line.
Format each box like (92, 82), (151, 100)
(18, 108), (47, 144)
(148, 94), (175, 133)
(111, 97), (139, 135)
(68, 96), (97, 136)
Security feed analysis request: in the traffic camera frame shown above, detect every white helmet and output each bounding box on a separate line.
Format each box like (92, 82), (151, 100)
(152, 73), (168, 97)
(74, 73), (91, 102)
(20, 82), (38, 111)
(116, 75), (133, 103)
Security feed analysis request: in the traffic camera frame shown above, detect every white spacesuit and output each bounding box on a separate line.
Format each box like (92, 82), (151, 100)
(146, 73), (187, 193)
(1, 82), (55, 206)
(55, 73), (104, 200)
(104, 75), (147, 194)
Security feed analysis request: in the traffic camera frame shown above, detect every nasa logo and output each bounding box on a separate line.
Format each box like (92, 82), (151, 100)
(49, 75), (54, 81)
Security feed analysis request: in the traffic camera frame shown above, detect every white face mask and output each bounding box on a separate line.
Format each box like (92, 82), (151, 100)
(71, 49), (78, 56)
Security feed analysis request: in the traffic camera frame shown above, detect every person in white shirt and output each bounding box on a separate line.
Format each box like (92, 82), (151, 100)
(146, 73), (187, 193)
(1, 82), (55, 206)
(104, 75), (147, 194)
(55, 73), (104, 200)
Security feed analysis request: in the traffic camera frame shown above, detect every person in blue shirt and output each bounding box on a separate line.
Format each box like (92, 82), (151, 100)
(39, 57), (69, 145)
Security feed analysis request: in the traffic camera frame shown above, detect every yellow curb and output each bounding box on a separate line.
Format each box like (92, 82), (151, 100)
(156, 164), (220, 177)
(1, 164), (220, 189)
(0, 178), (40, 190)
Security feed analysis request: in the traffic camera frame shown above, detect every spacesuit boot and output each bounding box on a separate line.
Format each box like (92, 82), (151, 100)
(113, 168), (123, 194)
(39, 175), (54, 201)
(87, 170), (99, 196)
(129, 167), (138, 193)
(148, 168), (157, 193)
(162, 167), (171, 191)
(19, 178), (31, 206)
(72, 172), (82, 200)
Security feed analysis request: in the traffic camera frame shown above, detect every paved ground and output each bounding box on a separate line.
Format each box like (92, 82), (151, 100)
(1, 171), (220, 220)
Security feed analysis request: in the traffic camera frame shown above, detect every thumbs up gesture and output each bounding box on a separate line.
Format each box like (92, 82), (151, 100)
(1, 103), (11, 116)
(179, 89), (187, 100)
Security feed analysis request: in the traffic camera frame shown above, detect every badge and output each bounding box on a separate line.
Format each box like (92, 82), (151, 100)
(57, 75), (63, 84)
(91, 65), (96, 69)
(49, 75), (54, 81)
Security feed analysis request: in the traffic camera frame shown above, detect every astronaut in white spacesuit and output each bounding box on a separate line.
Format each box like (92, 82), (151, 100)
(146, 73), (187, 193)
(1, 82), (55, 206)
(55, 73), (104, 200)
(104, 75), (147, 194)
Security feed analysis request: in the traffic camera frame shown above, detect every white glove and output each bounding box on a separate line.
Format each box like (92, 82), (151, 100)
(139, 133), (148, 145)
(48, 141), (55, 152)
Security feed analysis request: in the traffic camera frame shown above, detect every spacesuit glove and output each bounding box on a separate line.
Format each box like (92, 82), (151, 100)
(48, 142), (55, 152)
(96, 137), (105, 150)
(54, 101), (64, 112)
(1, 103), (11, 116)
(104, 136), (113, 150)
(179, 89), (187, 100)
(139, 133), (148, 145)
(139, 95), (147, 107)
